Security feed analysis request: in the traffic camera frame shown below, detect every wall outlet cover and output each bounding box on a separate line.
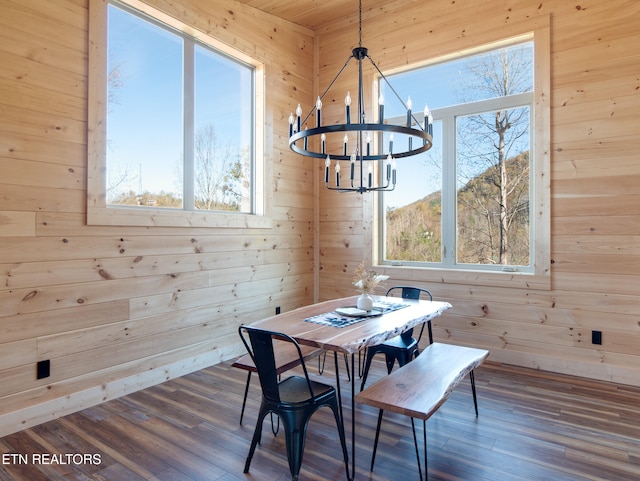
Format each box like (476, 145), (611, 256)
(591, 330), (602, 345)
(37, 360), (51, 379)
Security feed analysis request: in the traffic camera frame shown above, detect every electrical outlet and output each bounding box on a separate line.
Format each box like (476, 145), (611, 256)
(37, 360), (51, 379)
(591, 330), (602, 345)
(275, 306), (281, 315)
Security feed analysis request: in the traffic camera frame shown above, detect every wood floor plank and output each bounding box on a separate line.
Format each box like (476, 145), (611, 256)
(1, 358), (640, 480)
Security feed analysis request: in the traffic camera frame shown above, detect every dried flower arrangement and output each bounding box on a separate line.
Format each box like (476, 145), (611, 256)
(352, 261), (389, 295)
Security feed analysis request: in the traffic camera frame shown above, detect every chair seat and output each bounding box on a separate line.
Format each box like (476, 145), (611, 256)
(378, 335), (418, 351)
(278, 376), (335, 404)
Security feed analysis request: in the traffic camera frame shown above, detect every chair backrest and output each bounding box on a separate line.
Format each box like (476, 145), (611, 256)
(385, 286), (434, 344)
(238, 325), (315, 403)
(386, 286), (433, 301)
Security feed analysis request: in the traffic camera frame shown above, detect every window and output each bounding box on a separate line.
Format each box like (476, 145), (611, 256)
(87, 0), (268, 228)
(378, 32), (549, 282)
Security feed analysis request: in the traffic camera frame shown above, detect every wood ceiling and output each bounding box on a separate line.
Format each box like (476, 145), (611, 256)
(233, 0), (398, 30)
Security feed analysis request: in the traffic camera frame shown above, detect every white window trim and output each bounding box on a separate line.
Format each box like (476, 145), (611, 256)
(373, 25), (550, 290)
(87, 0), (270, 228)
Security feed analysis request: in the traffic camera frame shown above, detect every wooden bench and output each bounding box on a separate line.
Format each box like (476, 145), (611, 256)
(232, 343), (320, 425)
(355, 342), (489, 480)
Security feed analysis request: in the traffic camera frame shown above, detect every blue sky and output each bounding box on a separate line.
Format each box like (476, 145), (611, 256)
(107, 5), (182, 197)
(107, 4), (250, 200)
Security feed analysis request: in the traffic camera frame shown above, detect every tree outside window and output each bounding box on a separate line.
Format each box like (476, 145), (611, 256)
(380, 40), (534, 272)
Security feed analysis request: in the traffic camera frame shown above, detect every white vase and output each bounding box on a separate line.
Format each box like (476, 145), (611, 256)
(356, 293), (373, 311)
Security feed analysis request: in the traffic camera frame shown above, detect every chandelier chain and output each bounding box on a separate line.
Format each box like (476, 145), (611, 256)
(358, 0), (363, 48)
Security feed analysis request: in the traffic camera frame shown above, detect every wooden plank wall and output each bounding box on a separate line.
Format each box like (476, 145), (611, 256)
(0, 0), (638, 438)
(318, 0), (640, 386)
(0, 0), (315, 436)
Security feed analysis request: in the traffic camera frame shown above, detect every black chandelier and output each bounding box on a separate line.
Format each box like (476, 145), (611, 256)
(288, 0), (433, 194)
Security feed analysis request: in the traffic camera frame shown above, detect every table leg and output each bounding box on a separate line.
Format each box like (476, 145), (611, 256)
(351, 352), (356, 479)
(333, 351), (356, 481)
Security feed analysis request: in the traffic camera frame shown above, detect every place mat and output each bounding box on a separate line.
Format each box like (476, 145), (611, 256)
(304, 300), (409, 328)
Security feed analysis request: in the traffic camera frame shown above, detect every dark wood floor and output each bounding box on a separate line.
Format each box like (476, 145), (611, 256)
(1, 355), (639, 481)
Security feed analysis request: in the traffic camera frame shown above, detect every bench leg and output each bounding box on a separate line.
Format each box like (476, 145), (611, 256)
(370, 409), (385, 472)
(470, 370), (479, 417)
(410, 418), (427, 481)
(371, 411), (429, 480)
(239, 371), (252, 425)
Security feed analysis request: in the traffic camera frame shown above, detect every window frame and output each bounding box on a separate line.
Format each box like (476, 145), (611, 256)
(374, 27), (550, 290)
(87, 0), (270, 228)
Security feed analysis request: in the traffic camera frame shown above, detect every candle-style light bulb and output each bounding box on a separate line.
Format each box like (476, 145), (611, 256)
(386, 153), (392, 180)
(392, 159), (397, 185)
(367, 163), (373, 188)
(345, 91), (352, 124)
(389, 133), (394, 154)
(288, 112), (294, 136)
(325, 155), (330, 184)
(296, 103), (302, 131)
(335, 160), (341, 187)
(423, 105), (430, 130)
(343, 134), (349, 156)
(406, 97), (413, 127)
(321, 133), (326, 154)
(350, 152), (356, 180)
(316, 96), (322, 127)
(378, 93), (385, 124)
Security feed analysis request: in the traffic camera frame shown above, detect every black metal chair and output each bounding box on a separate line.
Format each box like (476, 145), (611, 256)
(232, 343), (320, 426)
(239, 325), (349, 481)
(360, 286), (433, 391)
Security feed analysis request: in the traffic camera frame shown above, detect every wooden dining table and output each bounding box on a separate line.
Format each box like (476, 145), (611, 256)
(250, 294), (452, 480)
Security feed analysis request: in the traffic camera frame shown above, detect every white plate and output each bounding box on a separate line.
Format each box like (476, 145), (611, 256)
(335, 306), (383, 317)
